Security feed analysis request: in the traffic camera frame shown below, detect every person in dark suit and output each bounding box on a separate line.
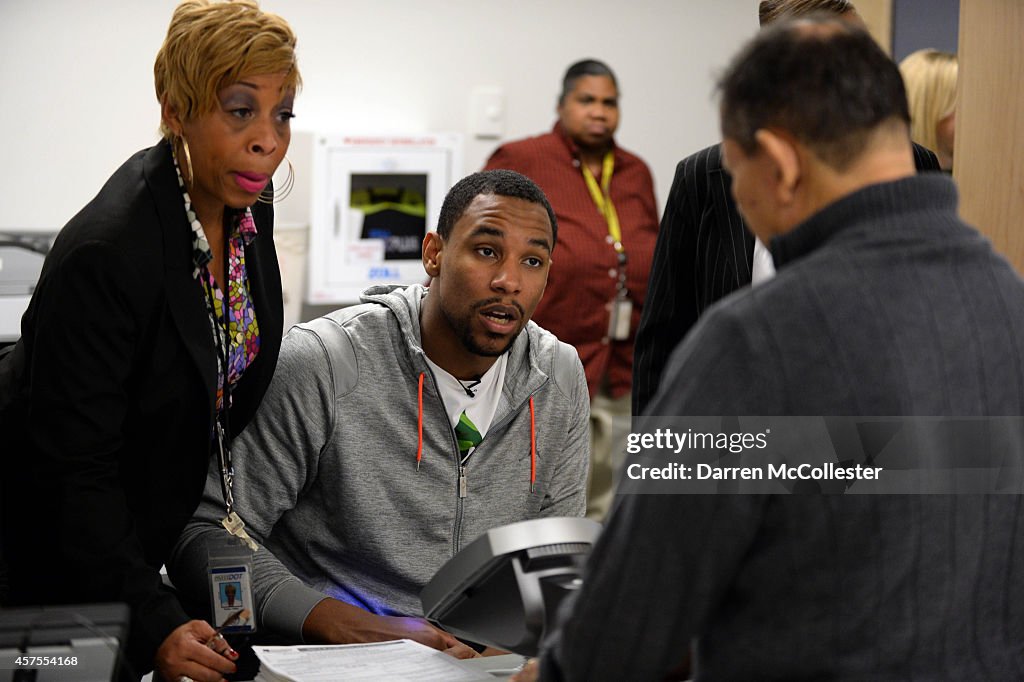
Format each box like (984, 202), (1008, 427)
(632, 0), (941, 416)
(513, 15), (1024, 682)
(0, 2), (300, 680)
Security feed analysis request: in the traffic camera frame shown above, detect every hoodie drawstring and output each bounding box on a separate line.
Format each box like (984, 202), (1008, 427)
(529, 396), (536, 493)
(416, 372), (424, 471)
(415, 372), (537, 493)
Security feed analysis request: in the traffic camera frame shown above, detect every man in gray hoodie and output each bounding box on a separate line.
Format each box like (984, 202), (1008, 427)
(168, 170), (590, 658)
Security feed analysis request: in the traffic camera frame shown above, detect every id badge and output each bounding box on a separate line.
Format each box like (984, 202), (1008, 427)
(607, 298), (633, 341)
(208, 542), (257, 634)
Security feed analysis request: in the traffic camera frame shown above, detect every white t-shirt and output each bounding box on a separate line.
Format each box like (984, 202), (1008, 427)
(751, 236), (777, 286)
(424, 353), (508, 446)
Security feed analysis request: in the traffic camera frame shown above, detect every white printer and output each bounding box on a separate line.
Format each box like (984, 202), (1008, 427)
(0, 232), (54, 343)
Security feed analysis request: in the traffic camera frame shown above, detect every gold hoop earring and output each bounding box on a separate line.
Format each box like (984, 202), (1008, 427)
(179, 136), (194, 187)
(257, 157), (295, 204)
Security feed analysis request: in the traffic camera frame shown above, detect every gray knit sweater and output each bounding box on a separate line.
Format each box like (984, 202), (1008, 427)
(168, 284), (590, 640)
(542, 175), (1024, 680)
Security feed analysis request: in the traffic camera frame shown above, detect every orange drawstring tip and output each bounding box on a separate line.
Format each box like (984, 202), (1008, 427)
(416, 372), (425, 470)
(529, 396), (536, 494)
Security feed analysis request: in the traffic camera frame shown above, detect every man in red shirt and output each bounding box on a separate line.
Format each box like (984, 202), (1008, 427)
(484, 59), (659, 519)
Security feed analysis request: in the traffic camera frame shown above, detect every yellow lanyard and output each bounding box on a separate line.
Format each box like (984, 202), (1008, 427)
(581, 151), (623, 252)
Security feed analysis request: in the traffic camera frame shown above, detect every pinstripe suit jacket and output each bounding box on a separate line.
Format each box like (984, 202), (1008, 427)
(632, 142), (940, 416)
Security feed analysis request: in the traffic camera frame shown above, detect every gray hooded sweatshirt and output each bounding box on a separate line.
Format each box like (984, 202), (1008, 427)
(168, 284), (590, 640)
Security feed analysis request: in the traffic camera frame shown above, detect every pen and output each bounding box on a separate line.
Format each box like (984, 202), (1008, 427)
(206, 608), (251, 652)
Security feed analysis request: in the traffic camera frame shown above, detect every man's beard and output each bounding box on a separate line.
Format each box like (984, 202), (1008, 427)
(444, 298), (523, 358)
(460, 326), (514, 358)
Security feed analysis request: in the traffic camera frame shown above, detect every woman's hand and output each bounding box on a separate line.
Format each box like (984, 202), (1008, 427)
(154, 620), (238, 682)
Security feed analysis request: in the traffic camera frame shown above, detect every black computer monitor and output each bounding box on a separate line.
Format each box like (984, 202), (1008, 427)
(0, 603), (129, 682)
(421, 517), (601, 656)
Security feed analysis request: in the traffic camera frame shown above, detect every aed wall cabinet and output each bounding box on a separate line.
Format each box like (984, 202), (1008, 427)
(308, 133), (463, 304)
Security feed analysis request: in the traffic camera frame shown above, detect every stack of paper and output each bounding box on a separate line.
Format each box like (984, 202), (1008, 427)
(252, 639), (493, 682)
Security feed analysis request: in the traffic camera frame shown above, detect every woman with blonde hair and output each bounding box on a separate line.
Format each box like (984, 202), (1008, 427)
(0, 1), (299, 680)
(899, 48), (958, 171)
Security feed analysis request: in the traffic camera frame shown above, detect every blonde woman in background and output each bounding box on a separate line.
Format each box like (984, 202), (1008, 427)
(900, 48), (958, 172)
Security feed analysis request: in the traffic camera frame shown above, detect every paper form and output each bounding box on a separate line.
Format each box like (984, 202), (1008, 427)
(252, 639), (492, 682)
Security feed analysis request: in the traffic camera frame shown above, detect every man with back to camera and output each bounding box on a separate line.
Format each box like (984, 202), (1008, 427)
(168, 170), (590, 658)
(484, 59), (659, 519)
(515, 16), (1024, 681)
(631, 0), (942, 416)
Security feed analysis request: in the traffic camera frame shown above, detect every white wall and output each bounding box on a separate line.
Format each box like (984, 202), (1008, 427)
(0, 0), (757, 232)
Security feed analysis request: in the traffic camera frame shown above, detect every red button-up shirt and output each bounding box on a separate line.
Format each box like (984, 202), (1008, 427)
(484, 123), (659, 398)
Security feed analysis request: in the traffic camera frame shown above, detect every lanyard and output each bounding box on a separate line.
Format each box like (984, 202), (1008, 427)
(204, 235), (258, 551)
(202, 246), (235, 515)
(581, 151), (628, 300)
(580, 151), (623, 252)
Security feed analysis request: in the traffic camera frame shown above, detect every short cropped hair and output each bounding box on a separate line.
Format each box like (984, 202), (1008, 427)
(436, 170), (558, 249)
(758, 0), (856, 26)
(559, 59), (618, 105)
(719, 16), (910, 171)
(899, 49), (958, 154)
(154, 0), (301, 140)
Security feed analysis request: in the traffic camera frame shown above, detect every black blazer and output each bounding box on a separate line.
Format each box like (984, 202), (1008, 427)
(0, 141), (282, 675)
(632, 141), (940, 416)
